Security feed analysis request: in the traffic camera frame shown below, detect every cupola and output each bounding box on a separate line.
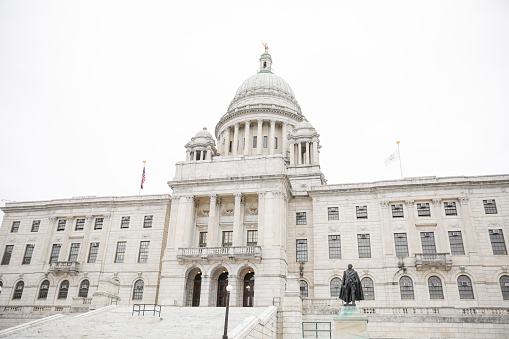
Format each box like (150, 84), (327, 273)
(185, 127), (217, 161)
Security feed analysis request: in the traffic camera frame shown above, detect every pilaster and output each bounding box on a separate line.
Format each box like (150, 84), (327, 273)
(269, 119), (276, 155)
(233, 193), (243, 246)
(233, 123), (240, 156)
(244, 120), (251, 156)
(257, 119), (263, 155)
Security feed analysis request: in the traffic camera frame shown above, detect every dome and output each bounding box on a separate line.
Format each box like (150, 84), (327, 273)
(195, 127), (213, 139)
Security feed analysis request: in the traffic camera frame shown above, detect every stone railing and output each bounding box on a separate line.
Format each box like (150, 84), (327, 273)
(72, 297), (92, 305)
(49, 261), (80, 274)
(415, 253), (452, 270)
(2, 305), (73, 314)
(177, 246), (262, 262)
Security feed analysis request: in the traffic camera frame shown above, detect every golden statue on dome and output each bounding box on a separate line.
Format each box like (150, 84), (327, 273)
(262, 42), (268, 53)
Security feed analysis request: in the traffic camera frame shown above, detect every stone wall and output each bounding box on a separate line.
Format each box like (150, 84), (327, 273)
(228, 306), (278, 339)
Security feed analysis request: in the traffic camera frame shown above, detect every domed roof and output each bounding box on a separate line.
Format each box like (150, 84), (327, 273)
(195, 127), (213, 139)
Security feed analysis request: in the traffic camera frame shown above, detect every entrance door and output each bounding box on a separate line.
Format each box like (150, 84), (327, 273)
(217, 272), (228, 307)
(243, 272), (254, 307)
(192, 273), (202, 307)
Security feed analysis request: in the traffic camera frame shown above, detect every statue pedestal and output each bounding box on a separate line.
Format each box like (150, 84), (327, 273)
(333, 306), (369, 339)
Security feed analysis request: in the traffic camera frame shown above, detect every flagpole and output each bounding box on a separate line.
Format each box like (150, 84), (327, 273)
(397, 141), (403, 179)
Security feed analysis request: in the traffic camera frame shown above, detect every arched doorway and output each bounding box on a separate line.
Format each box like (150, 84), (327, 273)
(243, 271), (254, 307)
(192, 272), (202, 307)
(217, 271), (229, 307)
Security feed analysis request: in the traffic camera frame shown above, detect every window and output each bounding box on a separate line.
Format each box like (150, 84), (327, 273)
(444, 202), (457, 216)
(79, 280), (89, 298)
(0, 281), (2, 294)
(2, 245), (14, 265)
(457, 275), (474, 299)
(399, 276), (414, 299)
(296, 239), (308, 262)
(391, 204), (404, 218)
(13, 281), (24, 300)
(133, 279), (144, 300)
(328, 235), (341, 258)
(229, 141), (232, 153)
(417, 203), (431, 217)
(274, 137), (278, 149)
(330, 277), (341, 297)
(500, 275), (509, 300)
(199, 232), (207, 247)
(68, 243), (81, 262)
(361, 277), (375, 300)
(420, 232), (436, 254)
(57, 219), (66, 231)
(75, 218), (85, 231)
(11, 221), (20, 233)
(38, 280), (50, 299)
(357, 234), (371, 258)
(356, 206), (368, 219)
(88, 242), (99, 263)
(143, 215), (153, 228)
(253, 136), (257, 148)
(58, 280), (69, 299)
(483, 199), (497, 214)
(31, 220), (40, 232)
(328, 207), (339, 221)
(50, 244), (61, 264)
(448, 231), (465, 255)
(115, 241), (127, 263)
(23, 244), (34, 265)
(428, 276), (444, 299)
(263, 136), (268, 148)
(121, 216), (130, 228)
(94, 218), (104, 230)
(247, 230), (258, 246)
(296, 212), (307, 225)
(300, 280), (308, 297)
(394, 233), (409, 257)
(138, 241), (150, 263)
(489, 229), (507, 255)
(222, 231), (233, 247)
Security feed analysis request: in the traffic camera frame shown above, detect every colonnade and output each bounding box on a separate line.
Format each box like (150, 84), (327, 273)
(186, 149), (212, 161)
(289, 140), (320, 165)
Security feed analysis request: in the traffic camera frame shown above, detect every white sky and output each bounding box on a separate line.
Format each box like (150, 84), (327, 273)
(1, 1), (508, 223)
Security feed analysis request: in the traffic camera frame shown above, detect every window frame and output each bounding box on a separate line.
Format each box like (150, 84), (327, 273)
(296, 239), (308, 262)
(68, 243), (81, 262)
(417, 203), (431, 217)
(299, 280), (308, 298)
(391, 204), (404, 218)
(133, 279), (144, 300)
(457, 275), (474, 299)
(75, 218), (85, 231)
(115, 241), (127, 263)
(222, 231), (233, 247)
(143, 215), (153, 228)
(252, 136), (257, 148)
(330, 277), (341, 298)
(489, 229), (507, 255)
(356, 206), (368, 219)
(328, 235), (341, 259)
(11, 221), (20, 233)
(38, 280), (50, 299)
(57, 219), (66, 231)
(79, 279), (90, 298)
(22, 244), (35, 265)
(483, 199), (497, 214)
(199, 232), (207, 248)
(138, 241), (150, 263)
(394, 233), (409, 257)
(120, 216), (130, 229)
(361, 277), (375, 300)
(31, 220), (41, 232)
(357, 234), (371, 258)
(444, 202), (457, 216)
(2, 245), (14, 265)
(399, 276), (414, 299)
(500, 275), (509, 300)
(247, 230), (258, 246)
(87, 242), (99, 263)
(58, 280), (69, 299)
(328, 207), (339, 221)
(428, 276), (444, 299)
(448, 231), (465, 255)
(13, 281), (24, 300)
(50, 244), (61, 264)
(296, 212), (307, 225)
(420, 232), (437, 254)
(94, 217), (104, 230)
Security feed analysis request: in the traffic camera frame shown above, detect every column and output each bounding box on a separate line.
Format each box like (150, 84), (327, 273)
(257, 192), (265, 247)
(61, 216), (74, 260)
(459, 197), (480, 255)
(233, 193), (243, 246)
(257, 119), (263, 155)
(269, 120), (276, 155)
(186, 150), (191, 161)
(298, 142), (302, 165)
(289, 142), (295, 165)
(305, 141), (310, 164)
(432, 198), (448, 252)
(406, 200), (420, 254)
(166, 196), (180, 250)
(182, 196), (195, 247)
(42, 217), (57, 264)
(199, 275), (211, 307)
(207, 195), (217, 247)
(206, 146), (212, 160)
(312, 140), (319, 164)
(244, 120), (251, 156)
(225, 127), (231, 155)
(282, 122), (288, 156)
(380, 201), (394, 256)
(233, 123), (240, 156)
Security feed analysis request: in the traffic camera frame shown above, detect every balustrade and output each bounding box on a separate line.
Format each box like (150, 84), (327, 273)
(177, 246), (262, 262)
(415, 253), (452, 270)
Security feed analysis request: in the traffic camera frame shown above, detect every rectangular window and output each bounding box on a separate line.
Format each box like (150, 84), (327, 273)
(31, 220), (40, 232)
(23, 244), (35, 265)
(50, 244), (61, 264)
(88, 242), (99, 263)
(444, 202), (457, 216)
(11, 221), (20, 233)
(296, 239), (308, 262)
(263, 136), (268, 148)
(328, 235), (341, 258)
(328, 207), (339, 221)
(489, 229), (507, 255)
(94, 218), (104, 230)
(75, 218), (85, 231)
(391, 204), (404, 218)
(68, 243), (81, 262)
(394, 233), (409, 257)
(121, 216), (130, 228)
(115, 241), (127, 263)
(138, 241), (150, 263)
(247, 230), (258, 246)
(420, 232), (437, 254)
(356, 206), (368, 219)
(222, 231), (233, 247)
(448, 231), (465, 255)
(357, 234), (371, 258)
(296, 212), (307, 225)
(274, 137), (278, 149)
(417, 203), (431, 217)
(1, 245), (14, 265)
(57, 219), (66, 231)
(143, 215), (153, 228)
(253, 136), (257, 148)
(483, 200), (498, 214)
(199, 232), (207, 247)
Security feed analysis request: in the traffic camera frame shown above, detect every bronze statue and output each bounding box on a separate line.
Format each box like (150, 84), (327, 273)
(339, 264), (364, 306)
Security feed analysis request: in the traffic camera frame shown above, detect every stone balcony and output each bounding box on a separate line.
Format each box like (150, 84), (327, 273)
(177, 246), (262, 263)
(415, 253), (452, 271)
(49, 261), (80, 274)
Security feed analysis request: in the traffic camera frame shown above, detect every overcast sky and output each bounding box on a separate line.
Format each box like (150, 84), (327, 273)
(1, 1), (508, 223)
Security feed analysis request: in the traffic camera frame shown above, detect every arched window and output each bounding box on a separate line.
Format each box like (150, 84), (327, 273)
(500, 275), (509, 300)
(38, 280), (50, 299)
(79, 280), (89, 298)
(300, 280), (308, 298)
(361, 277), (375, 300)
(0, 281), (3, 294)
(13, 281), (24, 300)
(399, 276), (414, 299)
(58, 280), (69, 299)
(428, 276), (444, 299)
(330, 278), (341, 298)
(457, 275), (474, 299)
(133, 279), (144, 300)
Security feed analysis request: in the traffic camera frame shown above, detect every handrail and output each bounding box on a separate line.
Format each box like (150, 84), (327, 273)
(302, 322), (331, 338)
(132, 303), (161, 317)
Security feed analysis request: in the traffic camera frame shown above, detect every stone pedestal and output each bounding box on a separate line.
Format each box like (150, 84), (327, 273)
(333, 306), (369, 339)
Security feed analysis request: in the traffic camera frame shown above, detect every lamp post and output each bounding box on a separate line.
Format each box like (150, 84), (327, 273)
(222, 285), (233, 339)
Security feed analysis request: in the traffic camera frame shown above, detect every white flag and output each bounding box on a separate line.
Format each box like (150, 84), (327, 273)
(385, 150), (400, 167)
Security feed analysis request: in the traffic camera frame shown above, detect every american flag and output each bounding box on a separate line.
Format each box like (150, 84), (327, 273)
(140, 163), (146, 189)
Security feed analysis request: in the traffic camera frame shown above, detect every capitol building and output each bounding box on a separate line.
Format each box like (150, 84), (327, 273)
(0, 50), (508, 338)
